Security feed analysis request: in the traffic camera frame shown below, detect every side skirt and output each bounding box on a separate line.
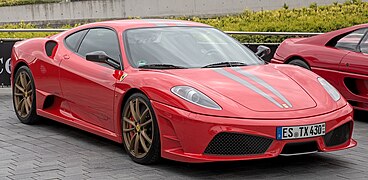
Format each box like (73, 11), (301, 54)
(37, 109), (122, 143)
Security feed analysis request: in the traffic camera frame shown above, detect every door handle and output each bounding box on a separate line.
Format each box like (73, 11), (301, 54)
(346, 63), (350, 67)
(63, 54), (70, 60)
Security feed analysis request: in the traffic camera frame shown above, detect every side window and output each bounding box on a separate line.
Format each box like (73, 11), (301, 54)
(359, 34), (368, 54)
(335, 29), (367, 51)
(65, 30), (88, 51)
(78, 28), (121, 61)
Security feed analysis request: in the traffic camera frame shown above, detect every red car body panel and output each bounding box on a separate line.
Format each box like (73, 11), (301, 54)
(272, 23), (368, 112)
(11, 20), (356, 163)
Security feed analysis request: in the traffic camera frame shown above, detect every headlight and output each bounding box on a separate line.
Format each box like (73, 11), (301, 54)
(171, 86), (222, 110)
(317, 77), (341, 101)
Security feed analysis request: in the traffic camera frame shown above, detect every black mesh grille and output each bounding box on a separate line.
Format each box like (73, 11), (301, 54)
(324, 122), (351, 147)
(204, 133), (273, 156)
(281, 141), (318, 155)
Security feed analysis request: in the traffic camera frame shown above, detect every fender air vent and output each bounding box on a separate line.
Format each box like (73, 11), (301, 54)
(45, 41), (58, 57)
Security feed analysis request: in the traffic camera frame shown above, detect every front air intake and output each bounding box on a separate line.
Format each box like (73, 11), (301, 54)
(204, 132), (273, 156)
(280, 141), (318, 155)
(323, 122), (351, 147)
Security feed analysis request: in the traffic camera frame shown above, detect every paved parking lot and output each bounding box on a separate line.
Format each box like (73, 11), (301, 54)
(0, 88), (367, 180)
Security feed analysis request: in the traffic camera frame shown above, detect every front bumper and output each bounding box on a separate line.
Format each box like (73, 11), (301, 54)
(152, 101), (356, 163)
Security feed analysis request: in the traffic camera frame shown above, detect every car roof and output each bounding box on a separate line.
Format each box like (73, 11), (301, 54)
(78, 19), (211, 31)
(51, 19), (212, 42)
(297, 23), (368, 46)
(52, 19), (211, 40)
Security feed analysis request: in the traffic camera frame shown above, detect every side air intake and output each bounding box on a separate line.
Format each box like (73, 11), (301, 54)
(45, 41), (58, 58)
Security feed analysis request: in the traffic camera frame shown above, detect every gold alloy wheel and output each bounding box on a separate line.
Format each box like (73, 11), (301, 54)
(123, 98), (154, 158)
(14, 71), (33, 118)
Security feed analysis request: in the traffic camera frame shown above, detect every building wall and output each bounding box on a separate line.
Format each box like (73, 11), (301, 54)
(0, 0), (361, 24)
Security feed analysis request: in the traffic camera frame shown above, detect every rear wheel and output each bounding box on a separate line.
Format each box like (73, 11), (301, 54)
(288, 59), (311, 70)
(13, 66), (39, 124)
(122, 93), (161, 164)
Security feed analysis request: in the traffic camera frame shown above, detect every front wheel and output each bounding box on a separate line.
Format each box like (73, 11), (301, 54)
(122, 93), (161, 164)
(13, 66), (39, 124)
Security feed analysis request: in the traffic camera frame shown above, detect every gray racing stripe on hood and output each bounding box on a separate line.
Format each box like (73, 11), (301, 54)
(214, 68), (283, 108)
(232, 67), (293, 108)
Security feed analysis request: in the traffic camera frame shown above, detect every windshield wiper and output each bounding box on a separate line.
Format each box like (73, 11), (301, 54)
(138, 64), (188, 69)
(202, 61), (247, 68)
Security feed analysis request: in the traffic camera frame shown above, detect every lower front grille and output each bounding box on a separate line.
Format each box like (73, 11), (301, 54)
(204, 133), (273, 156)
(281, 141), (318, 155)
(324, 122), (351, 147)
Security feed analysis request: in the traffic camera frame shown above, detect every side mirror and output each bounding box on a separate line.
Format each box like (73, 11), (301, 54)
(86, 51), (120, 69)
(86, 51), (109, 63)
(255, 45), (271, 59)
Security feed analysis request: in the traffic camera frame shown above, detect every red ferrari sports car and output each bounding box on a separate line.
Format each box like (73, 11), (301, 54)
(11, 19), (356, 164)
(272, 24), (368, 112)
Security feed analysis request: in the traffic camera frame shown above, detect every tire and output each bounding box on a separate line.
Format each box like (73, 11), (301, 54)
(288, 59), (311, 70)
(12, 66), (39, 124)
(121, 93), (161, 164)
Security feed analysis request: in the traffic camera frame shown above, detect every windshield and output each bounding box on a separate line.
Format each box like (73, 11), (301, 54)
(124, 27), (264, 69)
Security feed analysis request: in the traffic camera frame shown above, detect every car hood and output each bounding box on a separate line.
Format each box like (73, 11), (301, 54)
(123, 64), (346, 119)
(166, 65), (316, 112)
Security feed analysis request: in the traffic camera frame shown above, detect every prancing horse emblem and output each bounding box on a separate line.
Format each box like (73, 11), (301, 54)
(120, 73), (128, 81)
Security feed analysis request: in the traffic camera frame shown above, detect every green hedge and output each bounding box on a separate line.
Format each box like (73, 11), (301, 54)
(189, 0), (368, 42)
(0, 22), (78, 39)
(1, 1), (368, 42)
(0, 0), (61, 7)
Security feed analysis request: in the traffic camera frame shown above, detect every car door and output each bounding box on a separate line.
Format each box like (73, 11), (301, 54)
(339, 29), (368, 75)
(336, 28), (368, 102)
(59, 27), (122, 132)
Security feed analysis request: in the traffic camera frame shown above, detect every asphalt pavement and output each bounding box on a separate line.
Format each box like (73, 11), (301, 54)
(0, 88), (367, 180)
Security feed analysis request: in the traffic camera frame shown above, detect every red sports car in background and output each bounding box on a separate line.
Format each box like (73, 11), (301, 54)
(272, 24), (368, 111)
(11, 19), (356, 164)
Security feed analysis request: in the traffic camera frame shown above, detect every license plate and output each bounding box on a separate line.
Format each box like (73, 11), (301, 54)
(276, 123), (326, 140)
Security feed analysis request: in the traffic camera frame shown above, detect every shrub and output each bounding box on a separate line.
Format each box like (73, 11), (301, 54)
(0, 22), (78, 39)
(1, 1), (368, 43)
(187, 1), (368, 42)
(309, 2), (318, 9)
(0, 0), (61, 7)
